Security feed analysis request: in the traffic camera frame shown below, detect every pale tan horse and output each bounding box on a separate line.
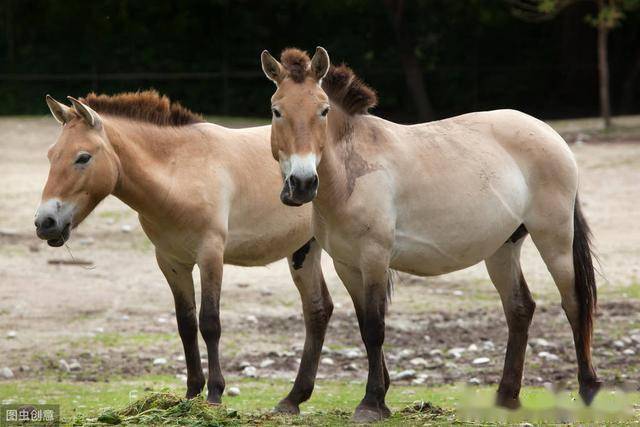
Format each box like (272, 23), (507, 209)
(35, 91), (333, 413)
(261, 48), (600, 422)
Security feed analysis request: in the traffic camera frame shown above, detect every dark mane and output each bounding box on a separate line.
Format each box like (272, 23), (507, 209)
(280, 48), (311, 83)
(80, 90), (204, 127)
(279, 48), (377, 116)
(322, 65), (377, 116)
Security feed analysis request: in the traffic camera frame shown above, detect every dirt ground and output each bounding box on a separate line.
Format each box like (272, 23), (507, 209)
(1, 117), (639, 396)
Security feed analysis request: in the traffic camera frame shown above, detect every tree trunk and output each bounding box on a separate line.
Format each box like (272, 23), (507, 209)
(597, 0), (611, 128)
(383, 0), (435, 122)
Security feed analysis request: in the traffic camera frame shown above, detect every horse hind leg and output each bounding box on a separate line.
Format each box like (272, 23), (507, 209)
(526, 198), (601, 405)
(485, 237), (535, 409)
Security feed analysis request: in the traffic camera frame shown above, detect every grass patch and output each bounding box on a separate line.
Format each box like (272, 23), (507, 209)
(0, 376), (637, 425)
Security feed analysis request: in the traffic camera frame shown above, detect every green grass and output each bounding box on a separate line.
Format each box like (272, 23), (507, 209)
(0, 376), (637, 425)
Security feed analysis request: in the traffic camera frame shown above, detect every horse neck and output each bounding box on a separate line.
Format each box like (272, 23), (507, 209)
(106, 118), (185, 217)
(315, 108), (358, 208)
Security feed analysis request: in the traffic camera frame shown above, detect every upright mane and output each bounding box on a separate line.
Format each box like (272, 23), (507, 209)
(280, 48), (377, 116)
(80, 90), (204, 127)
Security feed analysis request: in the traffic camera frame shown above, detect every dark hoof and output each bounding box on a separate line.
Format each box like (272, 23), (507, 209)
(579, 380), (602, 406)
(380, 403), (391, 418)
(352, 404), (390, 423)
(496, 393), (521, 410)
(185, 377), (206, 399)
(206, 394), (222, 405)
(273, 399), (300, 415)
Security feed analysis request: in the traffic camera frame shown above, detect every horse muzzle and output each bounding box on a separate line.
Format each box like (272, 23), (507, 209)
(280, 173), (318, 206)
(35, 199), (74, 247)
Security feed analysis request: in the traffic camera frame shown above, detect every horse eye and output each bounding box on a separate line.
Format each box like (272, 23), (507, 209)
(272, 108), (282, 118)
(75, 153), (92, 165)
(321, 107), (330, 117)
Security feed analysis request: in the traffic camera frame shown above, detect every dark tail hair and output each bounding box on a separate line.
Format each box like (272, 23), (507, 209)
(573, 197), (597, 350)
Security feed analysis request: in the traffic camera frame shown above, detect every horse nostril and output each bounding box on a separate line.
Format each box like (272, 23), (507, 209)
(289, 175), (300, 189)
(311, 175), (319, 188)
(38, 216), (56, 231)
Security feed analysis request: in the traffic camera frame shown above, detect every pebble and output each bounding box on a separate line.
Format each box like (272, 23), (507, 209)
(623, 348), (635, 355)
(532, 338), (554, 348)
(321, 357), (335, 366)
(411, 377), (426, 385)
(68, 359), (81, 371)
(538, 351), (560, 362)
(227, 386), (240, 397)
(398, 349), (415, 359)
(482, 340), (495, 351)
(94, 327), (104, 333)
(152, 358), (167, 366)
(6, 331), (17, 339)
(391, 369), (416, 380)
(242, 366), (257, 378)
(121, 224), (133, 233)
(59, 359), (71, 372)
(428, 349), (442, 356)
(452, 290), (464, 296)
(472, 357), (490, 365)
(246, 315), (258, 324)
(259, 359), (274, 368)
(468, 377), (481, 385)
(613, 340), (625, 348)
(345, 363), (359, 371)
(409, 357), (428, 366)
(19, 366), (30, 372)
(120, 315), (130, 321)
(630, 334), (640, 344)
(423, 335), (431, 342)
(156, 317), (168, 324)
(343, 349), (362, 359)
(447, 348), (465, 359)
(238, 360), (252, 369)
(467, 343), (478, 352)
(1, 367), (14, 379)
(425, 358), (445, 369)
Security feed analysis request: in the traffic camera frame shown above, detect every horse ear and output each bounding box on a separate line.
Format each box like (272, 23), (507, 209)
(67, 96), (102, 128)
(45, 95), (73, 125)
(261, 50), (285, 84)
(310, 46), (330, 81)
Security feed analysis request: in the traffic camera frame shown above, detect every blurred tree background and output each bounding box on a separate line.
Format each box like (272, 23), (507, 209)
(0, 0), (638, 123)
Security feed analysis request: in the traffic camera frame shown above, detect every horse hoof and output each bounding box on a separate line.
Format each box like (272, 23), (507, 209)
(273, 399), (300, 415)
(380, 403), (392, 418)
(206, 394), (222, 405)
(352, 406), (389, 423)
(579, 380), (602, 405)
(495, 393), (521, 410)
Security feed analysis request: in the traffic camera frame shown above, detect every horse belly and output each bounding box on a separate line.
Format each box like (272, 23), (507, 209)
(390, 169), (528, 276)
(224, 208), (313, 266)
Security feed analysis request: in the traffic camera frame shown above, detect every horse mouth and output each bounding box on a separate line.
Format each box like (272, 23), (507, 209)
(47, 223), (71, 247)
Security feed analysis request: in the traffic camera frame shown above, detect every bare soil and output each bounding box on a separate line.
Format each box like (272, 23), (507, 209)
(1, 117), (639, 394)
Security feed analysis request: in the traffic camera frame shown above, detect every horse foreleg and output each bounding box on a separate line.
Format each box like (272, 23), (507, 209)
(197, 237), (226, 404)
(156, 250), (205, 398)
(275, 238), (333, 414)
(485, 239), (535, 409)
(335, 260), (391, 422)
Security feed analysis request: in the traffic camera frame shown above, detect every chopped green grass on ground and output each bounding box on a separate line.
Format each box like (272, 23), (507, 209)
(1, 376), (637, 425)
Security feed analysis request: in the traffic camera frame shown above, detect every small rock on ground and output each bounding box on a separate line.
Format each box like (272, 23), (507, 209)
(1, 367), (14, 379)
(472, 357), (490, 365)
(227, 386), (240, 396)
(152, 358), (167, 366)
